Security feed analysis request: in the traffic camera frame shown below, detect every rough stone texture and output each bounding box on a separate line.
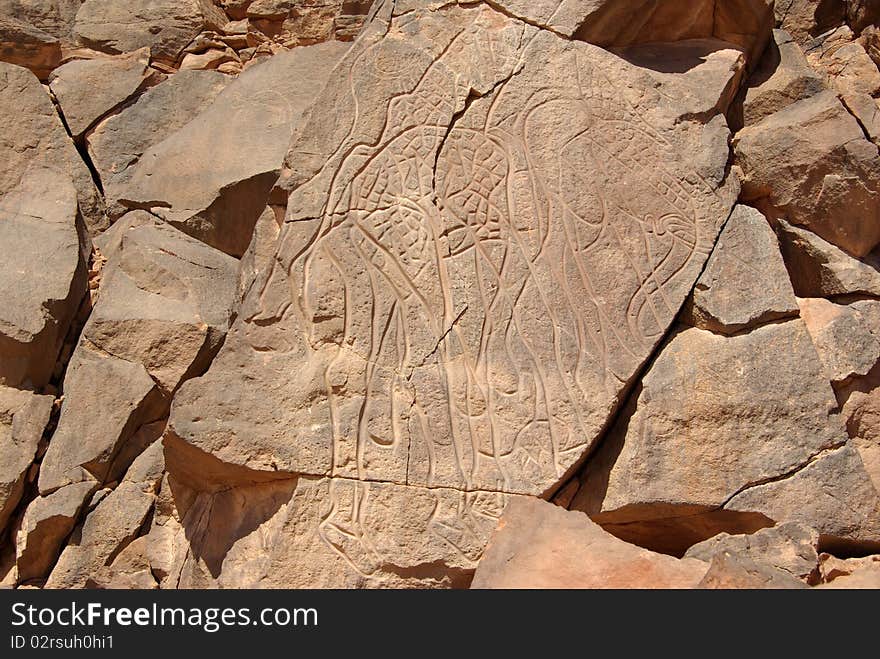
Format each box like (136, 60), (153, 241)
(45, 441), (164, 588)
(471, 498), (708, 589)
(685, 522), (820, 581)
(739, 29), (826, 128)
(0, 16), (61, 79)
(775, 0), (847, 44)
(569, 320), (846, 554)
(0, 0), (84, 43)
(74, 0), (228, 62)
(736, 89), (880, 258)
(118, 41), (349, 256)
(798, 297), (880, 383)
(726, 444), (880, 552)
(87, 69), (231, 217)
(38, 220), (237, 497)
(806, 28), (880, 97)
(841, 92), (880, 143)
(0, 62), (105, 235)
(48, 49), (149, 139)
(15, 481), (95, 582)
(0, 166), (88, 389)
(0, 387), (53, 537)
(775, 219), (880, 297)
(697, 550), (809, 588)
(818, 552), (880, 583)
(683, 205), (798, 334)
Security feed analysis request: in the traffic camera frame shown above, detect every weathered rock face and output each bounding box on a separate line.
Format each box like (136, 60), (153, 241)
(0, 62), (105, 235)
(163, 2), (740, 585)
(48, 49), (150, 139)
(0, 166), (88, 389)
(683, 205), (799, 334)
(736, 89), (880, 257)
(117, 41), (349, 256)
(73, 0), (227, 62)
(472, 498), (709, 589)
(87, 69), (231, 218)
(0, 387), (53, 537)
(569, 320), (849, 554)
(2, 0), (880, 591)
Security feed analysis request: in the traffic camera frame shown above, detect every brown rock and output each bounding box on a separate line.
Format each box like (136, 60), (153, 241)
(15, 481), (95, 582)
(683, 205), (798, 334)
(118, 41), (349, 256)
(46, 441), (164, 588)
(806, 28), (880, 97)
(48, 49), (149, 139)
(726, 444), (880, 552)
(570, 320), (844, 553)
(0, 166), (88, 389)
(87, 70), (231, 218)
(685, 522), (820, 581)
(739, 29), (826, 127)
(0, 62), (105, 235)
(0, 0), (84, 44)
(736, 89), (880, 257)
(798, 297), (880, 383)
(775, 0), (846, 44)
(74, 0), (228, 62)
(697, 551), (809, 588)
(471, 498), (708, 589)
(0, 387), (53, 537)
(840, 92), (880, 144)
(775, 219), (880, 297)
(0, 16), (62, 79)
(846, 0), (880, 33)
(38, 220), (237, 496)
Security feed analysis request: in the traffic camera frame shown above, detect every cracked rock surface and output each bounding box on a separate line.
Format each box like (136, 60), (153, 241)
(0, 0), (879, 589)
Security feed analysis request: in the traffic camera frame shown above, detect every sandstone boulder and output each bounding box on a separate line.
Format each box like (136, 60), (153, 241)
(0, 387), (53, 537)
(0, 16), (62, 79)
(0, 62), (105, 235)
(736, 89), (880, 257)
(570, 320), (845, 554)
(0, 166), (88, 389)
(0, 0), (84, 43)
(46, 441), (164, 588)
(806, 29), (880, 97)
(683, 205), (798, 334)
(38, 219), (237, 497)
(87, 69), (231, 217)
(685, 522), (820, 581)
(798, 297), (880, 383)
(775, 219), (880, 297)
(775, 0), (846, 44)
(74, 0), (228, 62)
(697, 551), (809, 588)
(739, 29), (826, 127)
(471, 498), (708, 589)
(48, 49), (149, 139)
(118, 41), (349, 256)
(15, 481), (95, 582)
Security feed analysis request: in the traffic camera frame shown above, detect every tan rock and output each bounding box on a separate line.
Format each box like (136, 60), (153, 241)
(775, 0), (846, 44)
(93, 536), (158, 589)
(570, 320), (845, 554)
(683, 205), (798, 334)
(46, 441), (164, 588)
(736, 89), (880, 257)
(87, 70), (231, 217)
(0, 387), (53, 536)
(739, 29), (826, 128)
(798, 297), (880, 383)
(74, 0), (228, 62)
(179, 48), (237, 71)
(118, 41), (349, 256)
(39, 220), (237, 495)
(48, 49), (149, 139)
(0, 16), (62, 79)
(471, 498), (708, 589)
(0, 0), (83, 44)
(685, 522), (820, 581)
(697, 551), (809, 588)
(818, 552), (880, 582)
(0, 166), (88, 389)
(806, 29), (880, 97)
(726, 444), (880, 552)
(15, 481), (95, 582)
(841, 92), (880, 144)
(0, 62), (105, 235)
(775, 219), (880, 297)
